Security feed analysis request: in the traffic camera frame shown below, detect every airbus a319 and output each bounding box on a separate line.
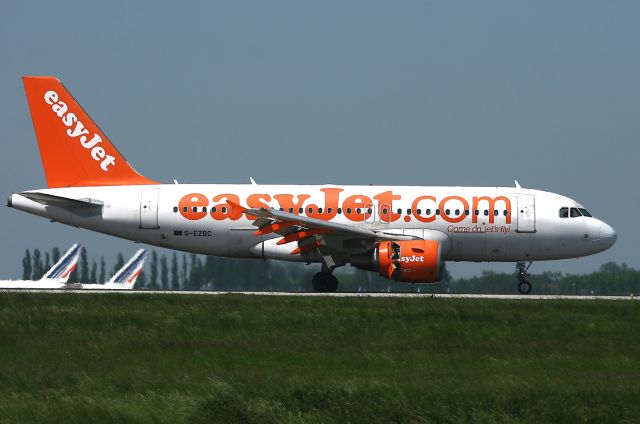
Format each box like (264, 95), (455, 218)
(8, 77), (616, 293)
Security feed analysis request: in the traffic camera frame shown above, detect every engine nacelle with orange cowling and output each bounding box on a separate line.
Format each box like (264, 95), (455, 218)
(350, 240), (443, 283)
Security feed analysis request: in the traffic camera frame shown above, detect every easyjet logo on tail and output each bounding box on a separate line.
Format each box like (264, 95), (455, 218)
(44, 90), (116, 171)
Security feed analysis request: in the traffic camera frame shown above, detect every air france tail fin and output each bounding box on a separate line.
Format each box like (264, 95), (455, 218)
(22, 76), (158, 188)
(107, 249), (148, 289)
(40, 244), (82, 282)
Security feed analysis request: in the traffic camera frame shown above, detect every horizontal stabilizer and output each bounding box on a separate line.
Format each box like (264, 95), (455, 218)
(19, 192), (103, 211)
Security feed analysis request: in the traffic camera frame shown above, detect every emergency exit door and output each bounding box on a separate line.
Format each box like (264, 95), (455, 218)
(140, 190), (159, 229)
(516, 195), (536, 233)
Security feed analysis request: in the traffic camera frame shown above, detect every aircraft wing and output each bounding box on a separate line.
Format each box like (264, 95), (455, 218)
(230, 201), (419, 257)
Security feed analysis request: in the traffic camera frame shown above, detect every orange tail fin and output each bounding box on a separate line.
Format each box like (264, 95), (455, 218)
(22, 76), (158, 188)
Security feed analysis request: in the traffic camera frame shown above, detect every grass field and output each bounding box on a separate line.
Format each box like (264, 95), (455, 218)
(0, 293), (639, 423)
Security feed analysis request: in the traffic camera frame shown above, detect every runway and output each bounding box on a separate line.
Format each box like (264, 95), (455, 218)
(1, 289), (638, 300)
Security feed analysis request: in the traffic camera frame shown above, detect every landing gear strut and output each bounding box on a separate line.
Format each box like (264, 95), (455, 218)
(516, 261), (533, 294)
(312, 271), (339, 293)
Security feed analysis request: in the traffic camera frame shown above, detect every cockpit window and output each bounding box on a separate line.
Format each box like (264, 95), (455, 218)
(579, 208), (592, 217)
(570, 208), (582, 218)
(559, 207), (569, 218)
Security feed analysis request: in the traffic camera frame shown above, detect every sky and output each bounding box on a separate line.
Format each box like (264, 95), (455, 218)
(1, 0), (638, 279)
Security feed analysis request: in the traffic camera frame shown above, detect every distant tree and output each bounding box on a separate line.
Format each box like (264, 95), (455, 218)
(171, 253), (179, 289)
(32, 249), (43, 280)
(44, 252), (51, 272)
(90, 260), (98, 283)
(441, 263), (452, 283)
(181, 254), (188, 289)
(187, 254), (202, 290)
(150, 251), (158, 288)
(99, 257), (106, 283)
(160, 255), (168, 289)
(113, 253), (125, 275)
(22, 249), (32, 280)
(599, 262), (628, 273)
(51, 247), (61, 264)
(79, 247), (89, 282)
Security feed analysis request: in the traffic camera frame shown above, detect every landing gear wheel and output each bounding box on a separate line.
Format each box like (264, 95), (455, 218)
(312, 272), (339, 293)
(517, 280), (532, 294)
(515, 261), (534, 294)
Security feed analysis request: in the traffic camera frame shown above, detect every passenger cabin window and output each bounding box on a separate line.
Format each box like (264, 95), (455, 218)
(559, 207), (569, 218)
(173, 206), (178, 213)
(570, 208), (582, 218)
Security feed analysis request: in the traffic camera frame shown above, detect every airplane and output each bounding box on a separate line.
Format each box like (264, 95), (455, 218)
(7, 76), (617, 294)
(0, 245), (147, 290)
(0, 243), (81, 289)
(80, 249), (148, 290)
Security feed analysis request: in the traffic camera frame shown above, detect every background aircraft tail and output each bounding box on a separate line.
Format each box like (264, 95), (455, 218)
(22, 76), (157, 188)
(40, 244), (82, 283)
(107, 249), (149, 289)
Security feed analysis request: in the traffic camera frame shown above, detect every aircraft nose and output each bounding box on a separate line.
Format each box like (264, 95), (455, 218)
(598, 222), (617, 249)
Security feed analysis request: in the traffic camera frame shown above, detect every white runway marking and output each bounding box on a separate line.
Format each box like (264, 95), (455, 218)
(0, 289), (638, 300)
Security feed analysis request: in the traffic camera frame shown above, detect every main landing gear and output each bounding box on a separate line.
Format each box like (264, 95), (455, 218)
(312, 271), (339, 292)
(516, 261), (533, 294)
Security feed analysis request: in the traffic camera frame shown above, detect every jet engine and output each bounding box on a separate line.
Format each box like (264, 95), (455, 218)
(351, 240), (443, 283)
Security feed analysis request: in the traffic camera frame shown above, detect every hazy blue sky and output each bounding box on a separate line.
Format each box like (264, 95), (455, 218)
(1, 1), (638, 279)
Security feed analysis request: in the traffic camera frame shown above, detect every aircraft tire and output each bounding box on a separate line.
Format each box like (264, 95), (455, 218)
(312, 272), (339, 293)
(517, 280), (532, 294)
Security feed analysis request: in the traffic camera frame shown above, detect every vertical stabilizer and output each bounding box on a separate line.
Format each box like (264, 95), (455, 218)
(22, 76), (158, 188)
(40, 244), (82, 282)
(107, 249), (149, 289)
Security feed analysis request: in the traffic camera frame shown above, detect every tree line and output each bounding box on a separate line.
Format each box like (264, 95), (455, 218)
(19, 247), (640, 295)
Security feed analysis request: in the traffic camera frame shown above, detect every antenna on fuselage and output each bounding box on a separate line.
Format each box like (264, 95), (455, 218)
(250, 177), (257, 185)
(514, 180), (522, 189)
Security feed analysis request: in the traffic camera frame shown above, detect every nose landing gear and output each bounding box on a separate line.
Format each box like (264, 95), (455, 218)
(516, 261), (533, 294)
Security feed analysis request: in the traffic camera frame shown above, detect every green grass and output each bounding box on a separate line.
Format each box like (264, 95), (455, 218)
(0, 293), (639, 423)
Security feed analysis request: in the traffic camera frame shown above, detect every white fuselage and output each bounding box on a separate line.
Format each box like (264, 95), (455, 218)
(9, 184), (616, 265)
(0, 280), (67, 289)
